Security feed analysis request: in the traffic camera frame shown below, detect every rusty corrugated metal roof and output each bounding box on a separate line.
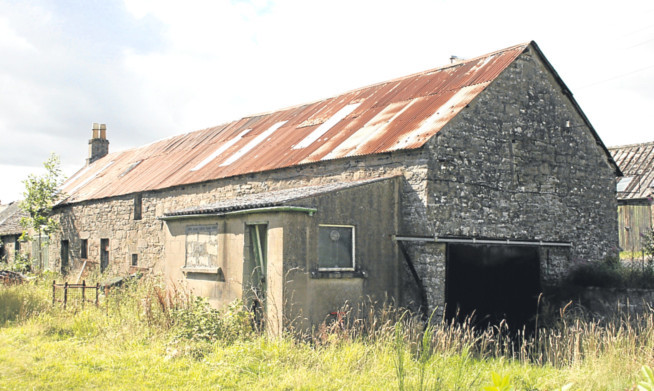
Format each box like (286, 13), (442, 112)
(610, 142), (654, 200)
(60, 42), (532, 204)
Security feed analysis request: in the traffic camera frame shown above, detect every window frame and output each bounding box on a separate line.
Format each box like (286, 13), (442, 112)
(317, 224), (356, 272)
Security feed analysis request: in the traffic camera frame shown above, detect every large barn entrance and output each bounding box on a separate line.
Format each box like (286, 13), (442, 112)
(445, 244), (541, 331)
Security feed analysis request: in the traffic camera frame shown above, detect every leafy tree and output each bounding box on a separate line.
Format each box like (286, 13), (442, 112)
(644, 229), (654, 260)
(19, 153), (65, 270)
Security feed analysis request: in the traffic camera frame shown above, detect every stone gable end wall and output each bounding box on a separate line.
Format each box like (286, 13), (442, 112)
(403, 49), (619, 312)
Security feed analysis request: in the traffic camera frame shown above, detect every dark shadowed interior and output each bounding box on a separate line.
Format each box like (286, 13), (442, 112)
(445, 244), (541, 331)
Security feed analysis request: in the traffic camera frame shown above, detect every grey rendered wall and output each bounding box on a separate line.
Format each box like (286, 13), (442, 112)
(280, 178), (401, 329)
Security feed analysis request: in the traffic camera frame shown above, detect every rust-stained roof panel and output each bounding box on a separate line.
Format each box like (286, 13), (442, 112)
(60, 42), (534, 204)
(610, 142), (654, 200)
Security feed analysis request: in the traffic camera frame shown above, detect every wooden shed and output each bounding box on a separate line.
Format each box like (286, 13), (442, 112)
(609, 142), (654, 252)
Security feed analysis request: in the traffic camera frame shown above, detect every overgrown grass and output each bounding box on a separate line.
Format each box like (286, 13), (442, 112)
(1, 276), (654, 390)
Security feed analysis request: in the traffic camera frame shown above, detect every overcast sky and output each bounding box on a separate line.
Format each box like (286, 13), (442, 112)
(1, 0), (653, 203)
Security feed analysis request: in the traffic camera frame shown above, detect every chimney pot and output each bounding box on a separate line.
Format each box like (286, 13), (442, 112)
(87, 122), (109, 165)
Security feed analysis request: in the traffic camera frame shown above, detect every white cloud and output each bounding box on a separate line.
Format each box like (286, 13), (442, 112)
(1, 0), (654, 203)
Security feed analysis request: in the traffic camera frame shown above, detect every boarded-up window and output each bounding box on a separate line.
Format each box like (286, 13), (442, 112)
(185, 225), (219, 268)
(318, 225), (355, 270)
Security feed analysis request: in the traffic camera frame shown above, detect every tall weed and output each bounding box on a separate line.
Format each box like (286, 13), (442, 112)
(0, 281), (49, 326)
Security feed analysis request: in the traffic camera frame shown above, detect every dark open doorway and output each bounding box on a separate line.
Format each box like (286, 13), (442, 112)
(243, 224), (268, 329)
(60, 240), (69, 274)
(445, 244), (541, 331)
(100, 238), (109, 273)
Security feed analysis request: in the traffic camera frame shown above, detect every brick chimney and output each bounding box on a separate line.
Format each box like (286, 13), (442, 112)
(87, 123), (109, 165)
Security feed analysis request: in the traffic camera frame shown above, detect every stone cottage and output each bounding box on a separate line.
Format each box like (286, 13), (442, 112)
(0, 202), (29, 266)
(609, 141), (654, 253)
(51, 41), (619, 332)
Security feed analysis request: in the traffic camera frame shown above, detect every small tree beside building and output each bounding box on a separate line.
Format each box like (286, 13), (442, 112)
(19, 153), (65, 271)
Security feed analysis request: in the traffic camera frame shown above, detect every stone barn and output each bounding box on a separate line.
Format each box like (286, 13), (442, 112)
(609, 142), (654, 253)
(50, 41), (619, 332)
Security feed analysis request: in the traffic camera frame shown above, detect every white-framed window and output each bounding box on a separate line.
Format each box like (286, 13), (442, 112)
(318, 224), (355, 271)
(185, 225), (219, 269)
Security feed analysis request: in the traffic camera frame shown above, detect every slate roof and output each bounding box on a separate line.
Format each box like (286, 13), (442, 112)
(609, 141), (654, 201)
(0, 202), (26, 236)
(163, 176), (397, 217)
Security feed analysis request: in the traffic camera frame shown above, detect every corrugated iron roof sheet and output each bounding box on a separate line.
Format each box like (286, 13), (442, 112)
(60, 42), (532, 204)
(610, 141), (654, 200)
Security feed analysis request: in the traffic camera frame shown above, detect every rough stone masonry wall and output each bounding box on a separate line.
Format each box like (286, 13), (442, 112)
(51, 150), (430, 275)
(404, 48), (619, 312)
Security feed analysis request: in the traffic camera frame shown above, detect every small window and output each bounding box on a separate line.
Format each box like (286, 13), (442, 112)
(14, 238), (20, 252)
(131, 254), (138, 267)
(617, 176), (633, 192)
(318, 225), (355, 271)
(185, 225), (219, 268)
(134, 193), (142, 220)
(80, 239), (88, 259)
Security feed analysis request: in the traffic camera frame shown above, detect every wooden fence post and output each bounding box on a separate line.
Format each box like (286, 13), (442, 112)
(52, 280), (56, 306)
(63, 282), (68, 310)
(82, 280), (86, 308)
(95, 283), (99, 307)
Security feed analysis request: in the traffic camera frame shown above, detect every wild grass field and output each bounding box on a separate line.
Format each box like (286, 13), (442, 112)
(1, 276), (654, 390)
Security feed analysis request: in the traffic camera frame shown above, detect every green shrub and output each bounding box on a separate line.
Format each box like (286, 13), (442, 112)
(568, 254), (654, 289)
(9, 252), (32, 274)
(171, 297), (253, 344)
(643, 229), (654, 260)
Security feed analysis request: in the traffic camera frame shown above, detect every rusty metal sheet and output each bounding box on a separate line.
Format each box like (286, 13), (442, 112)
(60, 42), (532, 204)
(610, 142), (654, 200)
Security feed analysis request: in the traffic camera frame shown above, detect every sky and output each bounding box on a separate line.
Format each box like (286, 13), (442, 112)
(1, 0), (653, 203)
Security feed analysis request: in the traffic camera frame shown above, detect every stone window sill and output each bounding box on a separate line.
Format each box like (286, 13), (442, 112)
(181, 266), (221, 274)
(310, 270), (367, 279)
